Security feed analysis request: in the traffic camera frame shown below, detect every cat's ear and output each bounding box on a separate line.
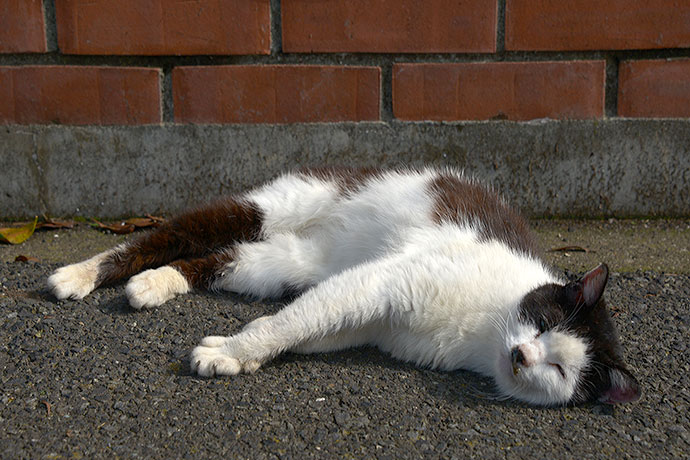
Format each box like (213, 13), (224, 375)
(599, 368), (641, 404)
(564, 263), (609, 310)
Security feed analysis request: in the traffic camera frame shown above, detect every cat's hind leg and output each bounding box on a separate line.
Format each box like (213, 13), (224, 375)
(126, 231), (327, 308)
(125, 250), (233, 309)
(48, 197), (262, 301)
(47, 247), (121, 300)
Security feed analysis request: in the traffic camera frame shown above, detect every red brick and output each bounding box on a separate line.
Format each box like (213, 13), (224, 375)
(282, 0), (496, 53)
(0, 66), (161, 125)
(618, 59), (690, 118)
(506, 0), (690, 51)
(56, 0), (270, 55)
(173, 65), (380, 123)
(0, 0), (46, 53)
(393, 61), (605, 121)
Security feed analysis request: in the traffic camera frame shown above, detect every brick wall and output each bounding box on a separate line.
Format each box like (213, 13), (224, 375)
(1, 0), (690, 125)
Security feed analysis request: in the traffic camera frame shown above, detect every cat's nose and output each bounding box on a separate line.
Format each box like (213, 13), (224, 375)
(511, 346), (527, 367)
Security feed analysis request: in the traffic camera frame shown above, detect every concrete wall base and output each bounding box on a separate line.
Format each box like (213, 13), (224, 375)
(3, 120), (688, 218)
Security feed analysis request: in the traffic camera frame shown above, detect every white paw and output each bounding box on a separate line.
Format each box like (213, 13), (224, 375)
(190, 335), (262, 377)
(125, 266), (190, 309)
(48, 262), (98, 300)
(48, 250), (115, 300)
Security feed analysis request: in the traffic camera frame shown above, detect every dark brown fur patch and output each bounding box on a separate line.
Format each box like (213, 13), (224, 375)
(429, 173), (539, 257)
(95, 198), (263, 287)
(170, 251), (234, 289)
(300, 166), (381, 195)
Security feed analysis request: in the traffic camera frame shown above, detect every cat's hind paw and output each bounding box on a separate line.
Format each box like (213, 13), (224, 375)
(48, 250), (117, 301)
(190, 336), (262, 377)
(48, 262), (98, 300)
(125, 266), (190, 309)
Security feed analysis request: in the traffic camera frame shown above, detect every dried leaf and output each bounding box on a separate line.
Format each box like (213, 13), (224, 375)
(91, 219), (136, 235)
(0, 217), (38, 244)
(547, 245), (589, 253)
(145, 214), (165, 224)
(91, 215), (164, 234)
(37, 215), (75, 230)
(15, 255), (40, 263)
(124, 217), (159, 228)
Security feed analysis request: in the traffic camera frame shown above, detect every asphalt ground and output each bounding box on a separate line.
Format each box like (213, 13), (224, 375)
(1, 220), (689, 459)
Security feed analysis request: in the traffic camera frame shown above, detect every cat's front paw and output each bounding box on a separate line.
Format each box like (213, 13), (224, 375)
(125, 266), (190, 309)
(190, 336), (262, 377)
(48, 263), (98, 300)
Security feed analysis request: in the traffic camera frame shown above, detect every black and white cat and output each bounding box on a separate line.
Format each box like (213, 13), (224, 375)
(48, 168), (640, 406)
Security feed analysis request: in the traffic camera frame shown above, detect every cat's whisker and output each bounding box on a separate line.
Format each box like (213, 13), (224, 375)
(486, 310), (507, 337)
(563, 296), (587, 326)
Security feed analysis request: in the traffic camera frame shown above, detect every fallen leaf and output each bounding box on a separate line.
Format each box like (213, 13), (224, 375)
(547, 245), (589, 253)
(91, 215), (164, 234)
(91, 219), (136, 235)
(124, 217), (152, 227)
(15, 255), (40, 263)
(124, 217), (161, 228)
(145, 214), (165, 223)
(37, 215), (75, 230)
(0, 217), (38, 244)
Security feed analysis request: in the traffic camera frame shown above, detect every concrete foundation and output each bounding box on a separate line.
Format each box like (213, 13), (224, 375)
(2, 120), (689, 218)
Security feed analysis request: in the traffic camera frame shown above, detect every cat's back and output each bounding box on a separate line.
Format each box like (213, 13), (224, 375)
(246, 167), (540, 264)
(316, 167), (537, 257)
(246, 167), (436, 236)
(427, 170), (539, 258)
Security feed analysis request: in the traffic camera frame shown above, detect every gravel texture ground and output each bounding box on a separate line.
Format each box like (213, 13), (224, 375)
(1, 222), (688, 459)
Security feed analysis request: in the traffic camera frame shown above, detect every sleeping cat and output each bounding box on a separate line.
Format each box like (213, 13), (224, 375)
(48, 167), (640, 406)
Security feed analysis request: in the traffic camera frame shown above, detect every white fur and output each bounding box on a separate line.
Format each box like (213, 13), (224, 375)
(216, 170), (441, 295)
(47, 249), (115, 300)
(193, 169), (592, 405)
(245, 174), (341, 236)
(214, 234), (326, 298)
(126, 266), (191, 309)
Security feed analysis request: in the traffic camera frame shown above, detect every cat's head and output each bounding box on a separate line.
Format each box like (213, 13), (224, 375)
(493, 263), (640, 406)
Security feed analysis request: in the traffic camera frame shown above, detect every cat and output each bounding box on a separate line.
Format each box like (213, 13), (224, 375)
(48, 167), (640, 406)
